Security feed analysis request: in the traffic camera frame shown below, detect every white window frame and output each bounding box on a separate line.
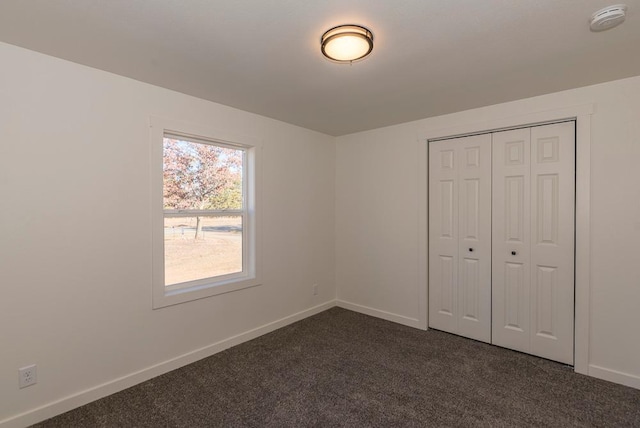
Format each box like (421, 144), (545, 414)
(150, 116), (262, 309)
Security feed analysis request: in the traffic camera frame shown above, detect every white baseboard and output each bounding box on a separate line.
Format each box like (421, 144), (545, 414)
(588, 364), (640, 390)
(335, 299), (422, 329)
(0, 300), (336, 428)
(5, 300), (638, 427)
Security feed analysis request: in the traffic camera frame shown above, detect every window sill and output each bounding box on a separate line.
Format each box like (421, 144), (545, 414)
(152, 275), (262, 309)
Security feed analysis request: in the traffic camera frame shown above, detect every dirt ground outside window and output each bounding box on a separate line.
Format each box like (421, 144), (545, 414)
(164, 216), (242, 285)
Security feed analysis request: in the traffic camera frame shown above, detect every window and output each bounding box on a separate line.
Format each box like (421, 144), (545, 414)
(151, 117), (261, 308)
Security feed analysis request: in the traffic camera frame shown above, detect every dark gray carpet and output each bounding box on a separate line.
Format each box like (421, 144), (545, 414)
(33, 307), (640, 427)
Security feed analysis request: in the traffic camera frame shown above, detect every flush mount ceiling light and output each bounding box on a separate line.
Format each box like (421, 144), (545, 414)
(590, 4), (627, 31)
(321, 24), (373, 63)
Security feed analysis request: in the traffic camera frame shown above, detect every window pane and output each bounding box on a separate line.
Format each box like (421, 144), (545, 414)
(163, 138), (243, 211)
(164, 216), (242, 286)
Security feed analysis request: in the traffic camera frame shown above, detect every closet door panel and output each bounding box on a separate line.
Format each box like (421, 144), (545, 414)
(429, 135), (491, 341)
(457, 135), (492, 343)
(429, 141), (459, 333)
(530, 122), (575, 365)
(492, 128), (532, 353)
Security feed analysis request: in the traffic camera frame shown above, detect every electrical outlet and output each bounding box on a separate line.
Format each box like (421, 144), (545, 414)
(19, 365), (37, 389)
(313, 284), (318, 296)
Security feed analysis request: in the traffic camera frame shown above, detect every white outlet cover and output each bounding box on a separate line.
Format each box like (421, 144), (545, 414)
(19, 364), (37, 388)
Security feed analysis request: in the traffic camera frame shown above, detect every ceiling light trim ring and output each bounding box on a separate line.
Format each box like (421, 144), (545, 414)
(321, 24), (374, 63)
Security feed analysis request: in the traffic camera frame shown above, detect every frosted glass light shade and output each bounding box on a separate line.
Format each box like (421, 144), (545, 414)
(321, 25), (373, 62)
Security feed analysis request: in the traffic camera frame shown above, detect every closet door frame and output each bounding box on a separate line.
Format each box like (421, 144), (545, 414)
(418, 103), (593, 376)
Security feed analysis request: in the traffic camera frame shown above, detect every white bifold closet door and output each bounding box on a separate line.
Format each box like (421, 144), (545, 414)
(429, 134), (492, 343)
(492, 122), (575, 365)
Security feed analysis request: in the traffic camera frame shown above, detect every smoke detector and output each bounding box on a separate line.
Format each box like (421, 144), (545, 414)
(590, 4), (627, 31)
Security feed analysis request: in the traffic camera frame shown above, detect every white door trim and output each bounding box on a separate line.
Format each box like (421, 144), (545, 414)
(417, 103), (594, 375)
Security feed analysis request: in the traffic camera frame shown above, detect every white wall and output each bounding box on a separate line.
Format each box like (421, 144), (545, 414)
(0, 42), (335, 425)
(336, 75), (640, 387)
(2, 38), (639, 427)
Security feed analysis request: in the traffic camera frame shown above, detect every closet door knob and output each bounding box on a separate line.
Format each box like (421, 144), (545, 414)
(511, 251), (517, 256)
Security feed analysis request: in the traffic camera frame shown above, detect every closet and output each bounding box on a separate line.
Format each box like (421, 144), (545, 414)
(428, 121), (575, 365)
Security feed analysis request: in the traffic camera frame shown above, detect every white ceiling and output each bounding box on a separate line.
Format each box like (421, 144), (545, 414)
(0, 1), (638, 136)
